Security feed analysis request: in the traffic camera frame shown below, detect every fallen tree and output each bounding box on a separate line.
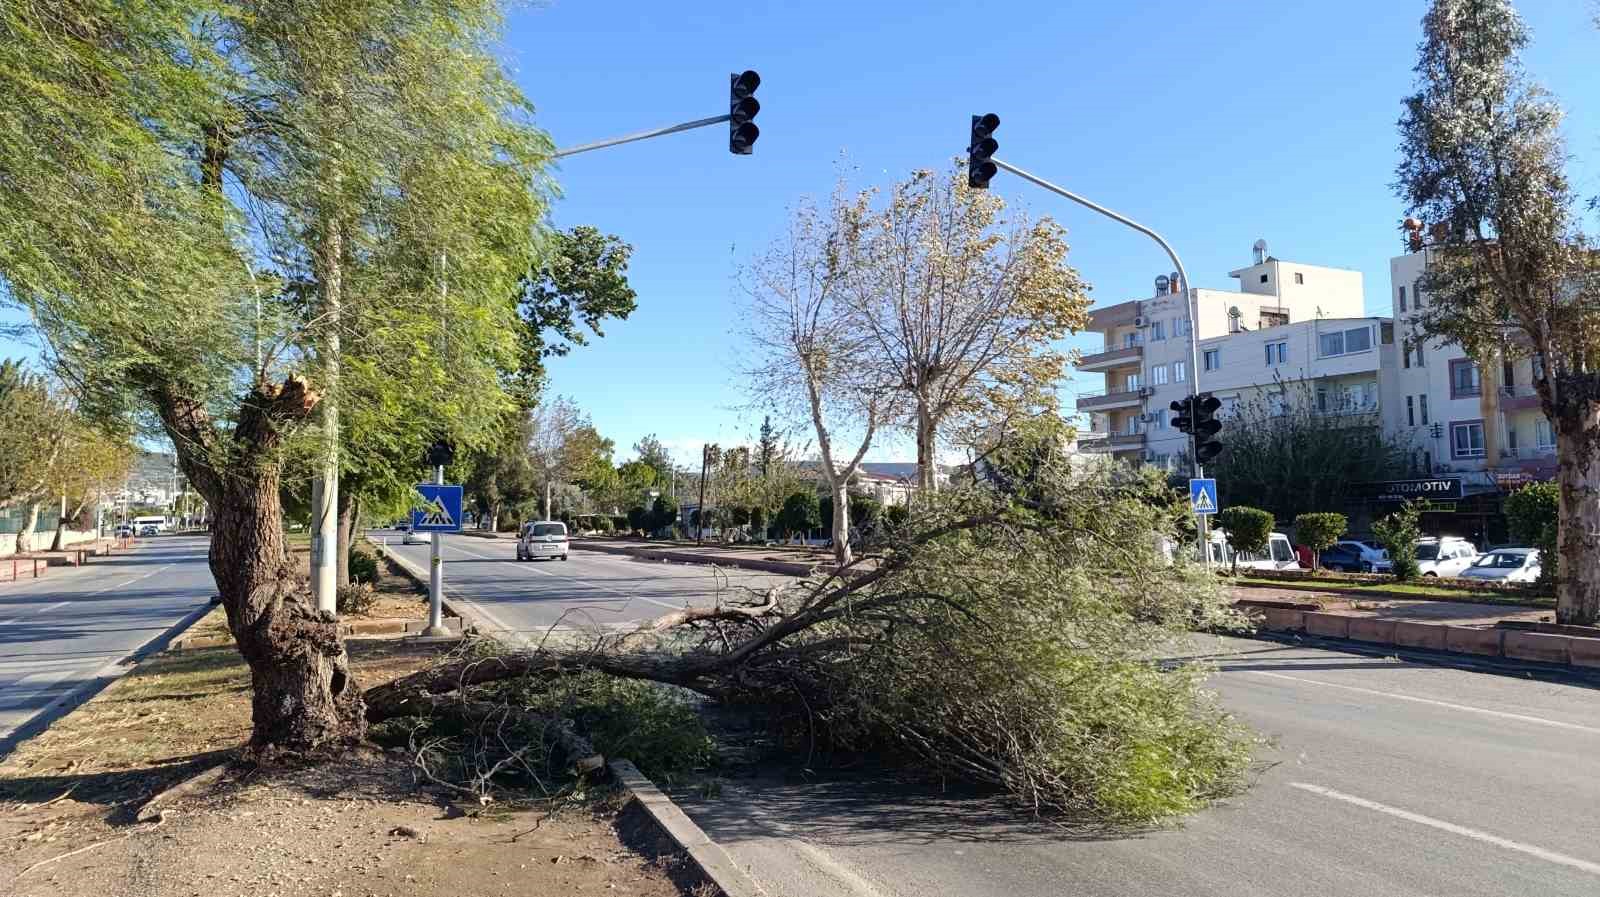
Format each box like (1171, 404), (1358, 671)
(368, 457), (1255, 822)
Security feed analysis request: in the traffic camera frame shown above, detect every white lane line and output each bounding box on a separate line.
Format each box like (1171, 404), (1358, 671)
(440, 544), (687, 611)
(1244, 670), (1600, 736)
(1290, 782), (1600, 878)
(0, 564), (174, 627)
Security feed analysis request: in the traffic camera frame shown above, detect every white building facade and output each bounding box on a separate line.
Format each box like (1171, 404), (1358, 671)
(1076, 244), (1383, 468)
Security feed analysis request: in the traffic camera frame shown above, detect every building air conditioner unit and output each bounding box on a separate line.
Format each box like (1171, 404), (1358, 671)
(1137, 413), (1155, 423)
(1139, 386), (1157, 398)
(1133, 316), (1147, 327)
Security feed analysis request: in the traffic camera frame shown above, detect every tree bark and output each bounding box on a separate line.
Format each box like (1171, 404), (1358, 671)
(335, 485), (356, 588)
(544, 480), (552, 522)
(1555, 425), (1600, 625)
(211, 466), (365, 757)
(830, 481), (852, 567)
(15, 500), (42, 553)
(915, 403), (937, 493)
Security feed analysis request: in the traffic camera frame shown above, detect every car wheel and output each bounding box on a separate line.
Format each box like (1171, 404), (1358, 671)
(1424, 572), (1438, 577)
(561, 554), (569, 561)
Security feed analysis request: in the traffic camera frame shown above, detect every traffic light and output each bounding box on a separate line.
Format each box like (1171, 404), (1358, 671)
(1193, 394), (1224, 464)
(968, 113), (1000, 188)
(1170, 397), (1194, 434)
(729, 70), (761, 155)
(424, 439), (455, 469)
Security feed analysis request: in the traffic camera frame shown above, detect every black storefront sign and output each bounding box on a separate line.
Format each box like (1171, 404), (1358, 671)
(1359, 477), (1464, 503)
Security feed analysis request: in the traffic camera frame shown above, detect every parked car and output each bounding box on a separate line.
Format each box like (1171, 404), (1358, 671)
(1460, 548), (1541, 583)
(138, 524), (159, 537)
(1315, 543), (1369, 573)
(1333, 539), (1388, 571)
(1209, 530), (1298, 570)
(1372, 537), (1478, 576)
(517, 521), (569, 561)
(402, 528), (431, 545)
(114, 524), (134, 538)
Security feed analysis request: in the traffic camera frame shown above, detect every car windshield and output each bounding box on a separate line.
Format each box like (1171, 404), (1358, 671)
(1415, 544), (1440, 560)
(531, 523), (566, 537)
(1474, 552), (1527, 569)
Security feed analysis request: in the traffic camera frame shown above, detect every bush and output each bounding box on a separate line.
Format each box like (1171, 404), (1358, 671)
(1373, 501), (1422, 581)
(336, 582), (378, 615)
(883, 503), (910, 530)
(1505, 481), (1558, 585)
(1293, 512), (1347, 569)
(610, 515), (628, 533)
(647, 495), (678, 535)
(348, 547), (380, 584)
(1215, 506), (1274, 572)
(777, 490), (820, 538)
(593, 516), (615, 534)
(626, 505), (648, 534)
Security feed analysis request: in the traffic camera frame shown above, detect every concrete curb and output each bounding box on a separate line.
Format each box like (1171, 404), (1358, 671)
(1237, 601), (1600, 673)
(576, 540), (816, 578)
(609, 759), (762, 897)
(369, 543), (472, 636)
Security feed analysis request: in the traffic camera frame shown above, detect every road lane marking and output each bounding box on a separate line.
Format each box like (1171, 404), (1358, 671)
(1244, 670), (1600, 736)
(0, 564), (175, 627)
(1289, 782), (1600, 877)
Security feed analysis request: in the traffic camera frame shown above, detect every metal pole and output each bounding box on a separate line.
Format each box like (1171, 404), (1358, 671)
(426, 464), (447, 636)
(554, 114), (731, 159)
(991, 158), (1210, 565)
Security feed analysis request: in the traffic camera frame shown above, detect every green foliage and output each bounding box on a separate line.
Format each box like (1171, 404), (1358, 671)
(592, 515), (614, 534)
(815, 468), (1252, 821)
(1210, 383), (1410, 522)
(1505, 482), (1558, 585)
(348, 548), (380, 585)
(647, 495), (678, 534)
(1373, 502), (1422, 581)
(509, 227), (638, 405)
(1216, 506), (1274, 569)
(883, 503), (910, 529)
(778, 490), (820, 537)
(1294, 512), (1347, 568)
(626, 505), (648, 534)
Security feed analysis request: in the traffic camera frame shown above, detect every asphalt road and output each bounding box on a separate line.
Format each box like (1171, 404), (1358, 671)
(671, 634), (1600, 897)
(0, 535), (216, 755)
(369, 530), (791, 642)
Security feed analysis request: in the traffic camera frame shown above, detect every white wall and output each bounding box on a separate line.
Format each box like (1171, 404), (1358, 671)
(0, 528), (102, 559)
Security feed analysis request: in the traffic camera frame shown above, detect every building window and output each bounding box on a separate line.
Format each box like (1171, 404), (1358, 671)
(1221, 396), (1239, 417)
(1319, 326), (1373, 358)
(1415, 337), (1425, 367)
(1403, 345), (1411, 369)
(1174, 360), (1187, 382)
(1406, 395), (1415, 427)
(1450, 359), (1482, 397)
(1154, 409), (1167, 430)
(1150, 320), (1166, 341)
(1451, 420), (1486, 459)
(1507, 424), (1519, 456)
(1123, 373), (1140, 391)
(1152, 364), (1169, 385)
(1265, 341), (1287, 366)
(1533, 354), (1546, 382)
(1294, 272), (1304, 285)
(1413, 278), (1423, 308)
(1537, 418), (1556, 450)
(1420, 394), (1429, 425)
(1260, 273), (1269, 284)
(1316, 385), (1329, 413)
(1399, 286), (1407, 311)
(1268, 393), (1287, 417)
(1502, 359), (1516, 393)
(1203, 348), (1220, 371)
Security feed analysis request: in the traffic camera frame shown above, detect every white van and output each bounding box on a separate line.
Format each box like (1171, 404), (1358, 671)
(132, 515), (168, 536)
(516, 521), (570, 562)
(1209, 530), (1298, 571)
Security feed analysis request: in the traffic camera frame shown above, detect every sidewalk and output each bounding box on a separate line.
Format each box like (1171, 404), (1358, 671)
(0, 538), (126, 583)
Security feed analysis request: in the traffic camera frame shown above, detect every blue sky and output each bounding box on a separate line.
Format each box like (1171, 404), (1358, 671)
(5, 1), (1599, 466)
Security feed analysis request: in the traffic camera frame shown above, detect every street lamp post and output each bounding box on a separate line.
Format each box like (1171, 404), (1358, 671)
(988, 157), (1211, 566)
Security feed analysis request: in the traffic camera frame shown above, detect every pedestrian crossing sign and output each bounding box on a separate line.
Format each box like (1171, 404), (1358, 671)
(1189, 478), (1218, 516)
(411, 483), (464, 532)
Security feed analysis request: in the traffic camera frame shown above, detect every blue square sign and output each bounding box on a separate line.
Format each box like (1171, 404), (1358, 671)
(411, 483), (464, 532)
(1189, 478), (1218, 516)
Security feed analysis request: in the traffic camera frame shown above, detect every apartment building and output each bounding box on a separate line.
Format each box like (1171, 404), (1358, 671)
(1076, 241), (1380, 467)
(1379, 247), (1558, 543)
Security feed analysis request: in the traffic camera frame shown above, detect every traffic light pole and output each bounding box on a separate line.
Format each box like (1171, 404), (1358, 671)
(990, 158), (1210, 566)
(553, 114), (731, 159)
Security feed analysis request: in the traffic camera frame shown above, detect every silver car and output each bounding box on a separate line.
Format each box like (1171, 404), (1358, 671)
(1460, 548), (1541, 583)
(517, 521), (569, 561)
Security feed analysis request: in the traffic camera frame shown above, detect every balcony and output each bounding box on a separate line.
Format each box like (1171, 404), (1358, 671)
(1498, 384), (1543, 412)
(1077, 342), (1143, 373)
(1081, 432), (1146, 454)
(1076, 387), (1148, 412)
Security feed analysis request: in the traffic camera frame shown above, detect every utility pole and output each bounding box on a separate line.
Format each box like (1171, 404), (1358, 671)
(966, 114), (1210, 566)
(696, 445), (711, 544)
(425, 460), (448, 636)
(310, 223), (342, 614)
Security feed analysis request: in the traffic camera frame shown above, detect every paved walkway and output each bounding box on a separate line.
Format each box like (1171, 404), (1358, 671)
(1233, 586), (1553, 627)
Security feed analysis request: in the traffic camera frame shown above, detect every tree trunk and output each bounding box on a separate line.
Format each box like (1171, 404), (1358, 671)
(830, 481), (851, 567)
(1555, 425), (1600, 625)
(335, 486), (356, 588)
(49, 495), (75, 552)
(544, 481), (552, 522)
(15, 500), (42, 553)
(211, 468), (365, 757)
(915, 403), (937, 493)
